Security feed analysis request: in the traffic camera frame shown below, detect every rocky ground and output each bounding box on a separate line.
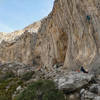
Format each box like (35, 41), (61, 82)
(0, 62), (100, 100)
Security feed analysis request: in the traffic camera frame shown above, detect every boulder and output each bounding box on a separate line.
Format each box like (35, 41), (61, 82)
(89, 84), (100, 95)
(66, 93), (80, 100)
(16, 86), (22, 92)
(55, 72), (94, 93)
(94, 96), (100, 100)
(80, 89), (96, 100)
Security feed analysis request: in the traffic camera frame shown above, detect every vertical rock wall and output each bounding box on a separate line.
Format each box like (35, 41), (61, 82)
(0, 0), (100, 71)
(38, 0), (100, 70)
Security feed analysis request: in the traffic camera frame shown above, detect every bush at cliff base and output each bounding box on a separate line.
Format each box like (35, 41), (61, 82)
(15, 80), (65, 100)
(0, 96), (8, 100)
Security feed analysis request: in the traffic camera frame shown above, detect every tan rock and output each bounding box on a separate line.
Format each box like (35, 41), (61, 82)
(0, 0), (100, 71)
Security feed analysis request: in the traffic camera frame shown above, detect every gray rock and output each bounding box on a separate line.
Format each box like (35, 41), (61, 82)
(94, 96), (100, 100)
(67, 93), (80, 100)
(89, 84), (100, 95)
(80, 89), (97, 100)
(16, 86), (22, 91)
(0, 62), (35, 77)
(55, 72), (94, 93)
(80, 88), (100, 100)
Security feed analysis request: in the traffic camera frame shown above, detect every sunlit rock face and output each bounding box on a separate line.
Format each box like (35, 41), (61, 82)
(38, 0), (100, 70)
(0, 0), (100, 70)
(0, 21), (41, 65)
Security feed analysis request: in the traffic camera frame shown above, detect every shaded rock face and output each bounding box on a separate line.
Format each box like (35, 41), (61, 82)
(0, 0), (100, 70)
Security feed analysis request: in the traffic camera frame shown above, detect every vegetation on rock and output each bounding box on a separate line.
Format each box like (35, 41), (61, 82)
(14, 80), (65, 100)
(21, 71), (34, 81)
(0, 70), (23, 100)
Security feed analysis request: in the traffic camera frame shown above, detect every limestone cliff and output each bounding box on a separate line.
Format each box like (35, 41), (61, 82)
(0, 21), (41, 65)
(0, 0), (100, 71)
(37, 0), (100, 70)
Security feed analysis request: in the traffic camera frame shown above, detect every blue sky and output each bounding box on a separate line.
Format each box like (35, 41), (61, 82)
(0, 0), (54, 32)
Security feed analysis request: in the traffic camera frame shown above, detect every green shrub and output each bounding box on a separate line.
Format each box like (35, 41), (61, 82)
(21, 71), (34, 81)
(0, 80), (17, 100)
(0, 71), (15, 83)
(0, 96), (8, 100)
(43, 89), (65, 100)
(0, 78), (23, 100)
(15, 80), (65, 100)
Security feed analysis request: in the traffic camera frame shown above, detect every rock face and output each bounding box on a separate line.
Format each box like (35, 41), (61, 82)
(38, 0), (100, 70)
(0, 22), (41, 65)
(0, 0), (100, 71)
